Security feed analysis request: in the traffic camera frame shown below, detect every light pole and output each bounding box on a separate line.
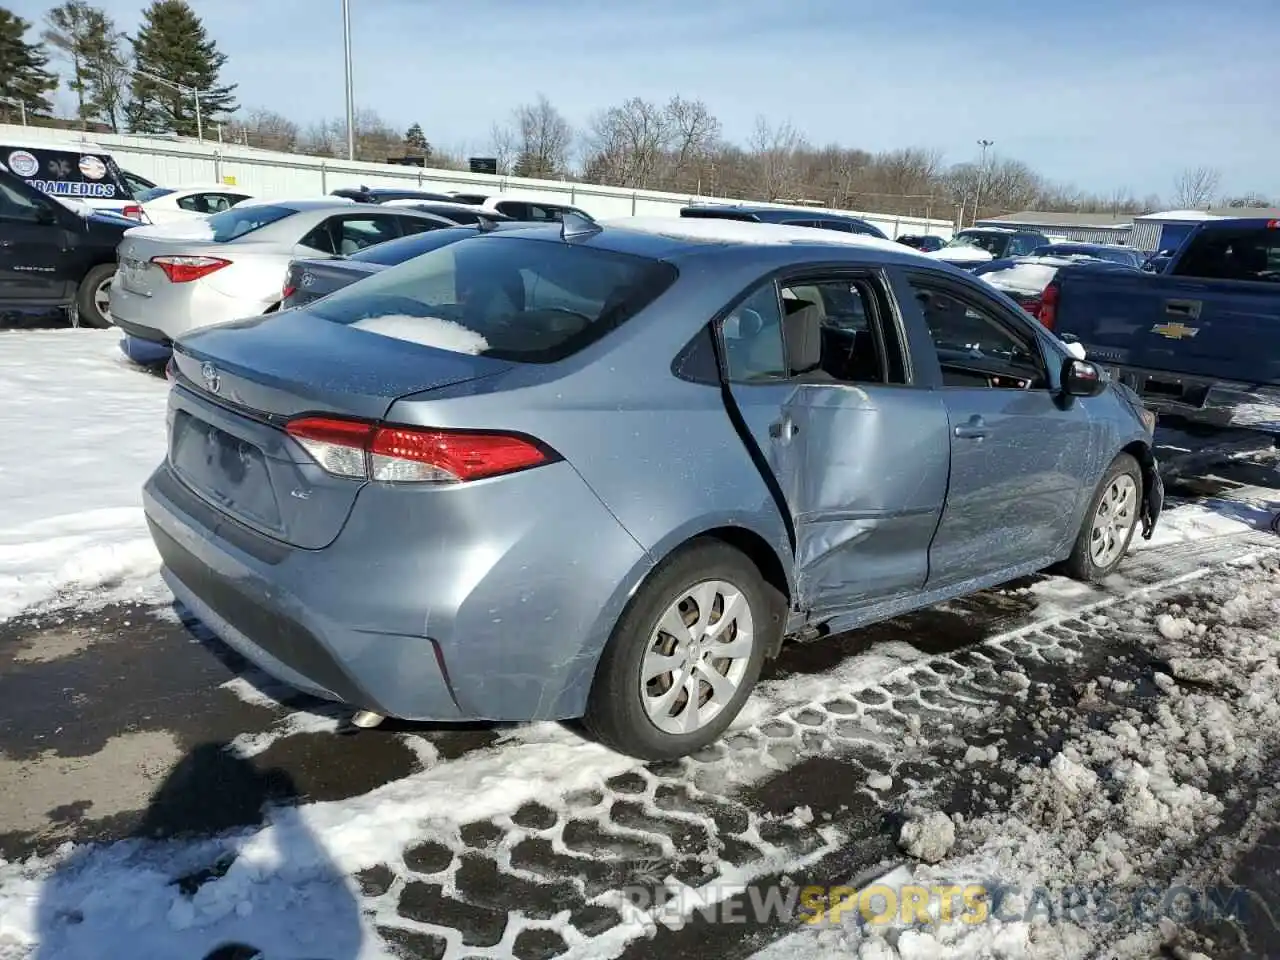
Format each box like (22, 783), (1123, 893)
(973, 138), (994, 226)
(343, 0), (355, 160)
(133, 67), (205, 141)
(0, 96), (26, 126)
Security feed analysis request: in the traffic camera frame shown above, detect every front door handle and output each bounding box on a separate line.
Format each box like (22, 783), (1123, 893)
(953, 415), (986, 440)
(769, 417), (798, 441)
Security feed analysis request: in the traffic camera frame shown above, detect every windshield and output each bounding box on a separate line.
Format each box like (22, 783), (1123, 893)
(348, 226), (478, 265)
(942, 231), (1008, 256)
(944, 231), (1008, 256)
(135, 186), (175, 203)
(309, 234), (679, 363)
(203, 204), (297, 242)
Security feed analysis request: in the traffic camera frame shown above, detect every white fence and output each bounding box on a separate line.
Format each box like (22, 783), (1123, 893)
(0, 124), (954, 239)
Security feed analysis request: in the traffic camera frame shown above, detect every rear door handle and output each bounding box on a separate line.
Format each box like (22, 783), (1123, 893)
(769, 417), (798, 441)
(1164, 299), (1202, 319)
(953, 415), (986, 440)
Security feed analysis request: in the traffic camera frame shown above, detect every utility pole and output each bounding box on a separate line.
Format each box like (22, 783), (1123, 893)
(973, 139), (994, 226)
(343, 0), (356, 161)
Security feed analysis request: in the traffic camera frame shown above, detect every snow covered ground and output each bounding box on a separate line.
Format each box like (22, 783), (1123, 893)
(0, 331), (169, 621)
(1, 329), (1279, 960)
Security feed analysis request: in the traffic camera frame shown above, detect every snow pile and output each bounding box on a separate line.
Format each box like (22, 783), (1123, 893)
(897, 812), (955, 864)
(0, 331), (168, 621)
(977, 260), (1060, 293)
(349, 313), (489, 354)
(767, 552), (1280, 958)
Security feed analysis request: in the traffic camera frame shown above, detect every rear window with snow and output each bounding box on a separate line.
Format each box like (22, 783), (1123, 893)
(203, 204), (297, 243)
(307, 235), (679, 363)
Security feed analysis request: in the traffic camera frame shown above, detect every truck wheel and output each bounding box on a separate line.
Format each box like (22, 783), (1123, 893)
(1062, 453), (1143, 582)
(75, 264), (116, 329)
(583, 540), (782, 760)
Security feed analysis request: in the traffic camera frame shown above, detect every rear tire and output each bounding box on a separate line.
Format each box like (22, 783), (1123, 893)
(1062, 453), (1143, 582)
(75, 264), (116, 329)
(583, 540), (783, 760)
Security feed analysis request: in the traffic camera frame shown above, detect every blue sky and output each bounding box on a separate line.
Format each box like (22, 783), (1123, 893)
(12, 0), (1279, 200)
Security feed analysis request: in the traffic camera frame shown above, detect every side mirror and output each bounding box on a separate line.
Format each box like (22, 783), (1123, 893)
(1062, 357), (1106, 398)
(34, 206), (58, 225)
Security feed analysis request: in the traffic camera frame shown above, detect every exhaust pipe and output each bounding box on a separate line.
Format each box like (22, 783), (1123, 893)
(350, 710), (385, 729)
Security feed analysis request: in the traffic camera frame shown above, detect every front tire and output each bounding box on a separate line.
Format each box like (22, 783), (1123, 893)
(75, 264), (116, 329)
(583, 540), (783, 760)
(1062, 453), (1143, 582)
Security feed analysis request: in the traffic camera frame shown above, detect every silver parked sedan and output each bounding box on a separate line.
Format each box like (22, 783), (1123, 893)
(109, 199), (457, 344)
(143, 217), (1163, 760)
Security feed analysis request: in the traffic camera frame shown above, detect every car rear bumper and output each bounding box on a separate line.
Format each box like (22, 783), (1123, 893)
(142, 455), (650, 722)
(110, 279), (264, 341)
(1100, 362), (1280, 433)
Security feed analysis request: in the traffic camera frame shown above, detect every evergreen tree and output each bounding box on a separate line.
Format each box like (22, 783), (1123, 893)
(0, 8), (57, 121)
(129, 0), (236, 136)
(404, 122), (431, 158)
(42, 1), (94, 118)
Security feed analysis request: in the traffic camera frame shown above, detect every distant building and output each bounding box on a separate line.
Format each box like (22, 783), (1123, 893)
(974, 211), (1134, 244)
(1129, 207), (1280, 252)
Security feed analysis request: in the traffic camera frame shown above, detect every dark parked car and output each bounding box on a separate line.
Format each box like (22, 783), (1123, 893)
(1028, 243), (1145, 268)
(378, 199), (515, 226)
(928, 227), (1052, 270)
(446, 192), (596, 223)
(281, 222), (529, 310)
(679, 204), (889, 239)
(145, 216), (1162, 760)
(898, 234), (946, 252)
(331, 185), (458, 204)
(0, 164), (134, 327)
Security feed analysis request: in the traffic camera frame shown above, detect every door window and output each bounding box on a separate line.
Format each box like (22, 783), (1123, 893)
(1006, 234), (1042, 256)
(302, 215), (402, 254)
(0, 180), (48, 222)
(909, 280), (1048, 390)
(178, 192), (240, 215)
(719, 275), (904, 385)
(397, 215), (447, 236)
(720, 283), (788, 382)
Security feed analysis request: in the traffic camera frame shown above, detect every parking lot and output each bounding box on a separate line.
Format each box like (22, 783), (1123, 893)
(0, 328), (1278, 959)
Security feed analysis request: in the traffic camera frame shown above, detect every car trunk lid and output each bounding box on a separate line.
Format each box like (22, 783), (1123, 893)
(167, 310), (514, 548)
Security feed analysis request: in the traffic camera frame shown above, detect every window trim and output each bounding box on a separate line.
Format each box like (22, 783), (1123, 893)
(900, 269), (1053, 391)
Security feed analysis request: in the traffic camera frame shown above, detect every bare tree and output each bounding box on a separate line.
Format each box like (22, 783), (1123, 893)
(488, 122), (518, 175)
(665, 95), (721, 191)
(1172, 166), (1221, 210)
(748, 116), (805, 200)
(511, 94), (574, 179)
(227, 107), (299, 152)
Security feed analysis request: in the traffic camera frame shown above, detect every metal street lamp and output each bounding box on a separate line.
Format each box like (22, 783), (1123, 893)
(0, 96), (27, 126)
(133, 66), (205, 142)
(973, 138), (994, 226)
(343, 0), (355, 160)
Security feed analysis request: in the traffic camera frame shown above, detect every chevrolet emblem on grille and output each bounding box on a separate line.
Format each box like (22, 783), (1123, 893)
(1151, 321), (1200, 340)
(201, 362), (221, 394)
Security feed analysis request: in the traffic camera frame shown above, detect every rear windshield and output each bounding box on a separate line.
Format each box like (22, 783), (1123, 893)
(3, 145), (133, 200)
(309, 234), (679, 363)
(348, 226), (478, 265)
(1174, 227), (1280, 282)
(203, 204), (297, 242)
(136, 186), (175, 203)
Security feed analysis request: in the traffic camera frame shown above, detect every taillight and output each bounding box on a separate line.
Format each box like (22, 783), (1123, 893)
(1020, 296), (1042, 318)
(284, 416), (556, 483)
(122, 204), (145, 220)
(1037, 282), (1059, 330)
(281, 284), (297, 302)
(152, 256), (231, 283)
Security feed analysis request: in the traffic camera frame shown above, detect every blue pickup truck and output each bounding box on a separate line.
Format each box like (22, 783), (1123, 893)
(1042, 217), (1280, 431)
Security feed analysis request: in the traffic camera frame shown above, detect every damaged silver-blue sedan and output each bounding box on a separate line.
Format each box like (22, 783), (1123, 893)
(143, 215), (1163, 760)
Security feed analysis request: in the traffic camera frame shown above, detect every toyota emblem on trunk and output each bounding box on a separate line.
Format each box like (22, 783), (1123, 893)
(201, 362), (221, 394)
(300, 272), (315, 288)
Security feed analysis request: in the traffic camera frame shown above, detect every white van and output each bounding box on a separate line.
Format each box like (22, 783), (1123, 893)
(0, 138), (144, 221)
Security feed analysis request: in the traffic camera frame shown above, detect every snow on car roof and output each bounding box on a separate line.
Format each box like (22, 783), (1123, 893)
(605, 216), (923, 256)
(960, 226), (1019, 234)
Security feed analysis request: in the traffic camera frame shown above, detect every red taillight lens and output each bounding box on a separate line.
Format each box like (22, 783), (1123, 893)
(1037, 282), (1059, 330)
(122, 204), (145, 220)
(1021, 296), (1042, 318)
(152, 256), (231, 283)
(284, 416), (554, 483)
(281, 285), (297, 301)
